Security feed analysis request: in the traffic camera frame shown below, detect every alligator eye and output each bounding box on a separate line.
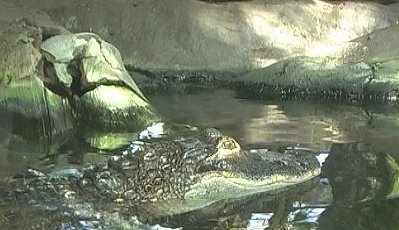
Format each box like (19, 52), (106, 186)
(217, 161), (229, 169)
(222, 140), (236, 150)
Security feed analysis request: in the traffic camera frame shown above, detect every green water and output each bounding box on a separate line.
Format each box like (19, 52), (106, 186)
(1, 88), (399, 229)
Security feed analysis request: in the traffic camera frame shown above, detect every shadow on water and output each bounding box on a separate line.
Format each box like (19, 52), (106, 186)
(1, 87), (399, 229)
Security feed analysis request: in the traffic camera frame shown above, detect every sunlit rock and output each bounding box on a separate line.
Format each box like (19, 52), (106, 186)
(4, 0), (397, 97)
(14, 0), (397, 71)
(40, 32), (157, 130)
(237, 21), (399, 99)
(0, 17), (158, 146)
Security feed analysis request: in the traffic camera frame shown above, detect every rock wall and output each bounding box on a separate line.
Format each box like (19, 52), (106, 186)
(2, 0), (399, 72)
(1, 0), (399, 97)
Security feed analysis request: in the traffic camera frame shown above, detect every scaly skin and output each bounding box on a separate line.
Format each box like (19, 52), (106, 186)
(3, 128), (321, 208)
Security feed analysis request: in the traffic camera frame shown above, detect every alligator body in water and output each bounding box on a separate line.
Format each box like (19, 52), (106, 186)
(1, 128), (321, 227)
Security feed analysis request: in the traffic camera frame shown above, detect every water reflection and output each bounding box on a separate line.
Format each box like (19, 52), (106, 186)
(135, 177), (320, 229)
(160, 141), (399, 230)
(146, 88), (399, 229)
(1, 88), (399, 229)
(319, 142), (399, 230)
(148, 88), (399, 154)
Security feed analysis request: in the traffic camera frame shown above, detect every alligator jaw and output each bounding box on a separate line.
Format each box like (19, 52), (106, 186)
(141, 158), (320, 217)
(185, 150), (321, 200)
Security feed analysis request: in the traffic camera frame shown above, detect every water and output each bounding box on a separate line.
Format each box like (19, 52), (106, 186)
(1, 87), (399, 229)
(148, 88), (399, 155)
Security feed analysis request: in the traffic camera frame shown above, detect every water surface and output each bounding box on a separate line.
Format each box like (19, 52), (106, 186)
(1, 87), (399, 229)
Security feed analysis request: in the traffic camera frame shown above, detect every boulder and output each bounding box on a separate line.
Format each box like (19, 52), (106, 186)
(0, 19), (72, 134)
(236, 24), (399, 99)
(40, 32), (157, 130)
(0, 18), (158, 147)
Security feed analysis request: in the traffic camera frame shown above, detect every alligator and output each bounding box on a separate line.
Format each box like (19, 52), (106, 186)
(1, 127), (321, 228)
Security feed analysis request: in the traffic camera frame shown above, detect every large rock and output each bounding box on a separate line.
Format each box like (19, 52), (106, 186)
(2, 0), (398, 97)
(2, 0), (399, 100)
(0, 18), (72, 136)
(0, 17), (158, 147)
(40, 32), (156, 130)
(236, 24), (399, 99)
(5, 0), (398, 71)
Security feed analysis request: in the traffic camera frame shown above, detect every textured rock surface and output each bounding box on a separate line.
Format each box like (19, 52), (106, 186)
(0, 17), (158, 143)
(40, 32), (156, 130)
(236, 23), (399, 98)
(4, 0), (397, 71)
(1, 0), (399, 97)
(0, 18), (73, 138)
